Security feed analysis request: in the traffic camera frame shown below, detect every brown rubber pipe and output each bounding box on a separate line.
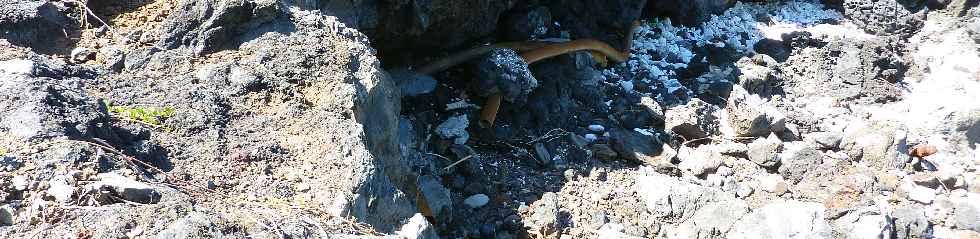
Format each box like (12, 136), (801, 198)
(478, 94), (503, 128)
(416, 41), (553, 75)
(478, 21), (642, 128)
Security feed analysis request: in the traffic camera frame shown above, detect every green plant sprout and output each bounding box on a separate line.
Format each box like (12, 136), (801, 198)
(105, 101), (176, 127)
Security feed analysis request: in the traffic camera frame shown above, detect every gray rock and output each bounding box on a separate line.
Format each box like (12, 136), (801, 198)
(609, 128), (668, 165)
(677, 145), (724, 176)
(727, 201), (832, 239)
(435, 115), (469, 145)
(841, 120), (909, 172)
(0, 0), (70, 53)
(953, 194), (980, 231)
(833, 206), (894, 239)
(0, 57), (120, 143)
(804, 131), (843, 150)
(665, 98), (720, 139)
(636, 173), (748, 236)
(736, 54), (784, 96)
(86, 173), (161, 204)
(949, 109), (980, 148)
(592, 144), (619, 160)
(99, 47), (125, 72)
(157, 0), (285, 55)
(892, 206), (931, 239)
(777, 142), (822, 184)
(417, 175), (452, 220)
(747, 135), (782, 168)
(528, 192), (561, 237)
(0, 204), (12, 226)
(715, 142), (748, 156)
(391, 69), (437, 97)
(781, 37), (907, 104)
(757, 173), (789, 195)
(69, 47), (93, 63)
(725, 86), (786, 137)
(396, 213), (439, 239)
(474, 48), (538, 103)
(841, 0), (925, 36)
(156, 211), (221, 239)
(463, 194), (490, 209)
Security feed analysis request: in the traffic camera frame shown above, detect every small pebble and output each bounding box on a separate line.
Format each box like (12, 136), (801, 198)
(588, 125), (606, 132)
(584, 134), (598, 142)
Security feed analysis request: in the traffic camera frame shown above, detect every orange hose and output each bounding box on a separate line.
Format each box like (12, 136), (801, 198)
(479, 94), (503, 128)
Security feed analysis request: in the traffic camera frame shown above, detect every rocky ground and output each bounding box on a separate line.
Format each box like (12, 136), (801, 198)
(1, 0), (979, 238)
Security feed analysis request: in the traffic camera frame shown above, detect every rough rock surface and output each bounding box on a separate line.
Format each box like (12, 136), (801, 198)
(727, 201), (832, 238)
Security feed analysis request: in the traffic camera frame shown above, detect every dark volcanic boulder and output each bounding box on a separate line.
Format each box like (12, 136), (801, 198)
(0, 0), (71, 53)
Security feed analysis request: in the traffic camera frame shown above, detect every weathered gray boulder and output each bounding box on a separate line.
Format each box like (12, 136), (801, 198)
(102, 8), (418, 233)
(778, 142), (822, 184)
(727, 201), (832, 239)
(636, 173), (748, 237)
(725, 86), (786, 137)
(665, 98), (720, 140)
(156, 0), (285, 55)
(747, 134), (783, 168)
(840, 120), (909, 172)
(953, 193), (980, 232)
(610, 127), (670, 165)
(832, 206), (894, 239)
(0, 0), (71, 53)
(840, 0), (925, 36)
(735, 54), (784, 97)
(892, 206), (931, 239)
(0, 56), (119, 143)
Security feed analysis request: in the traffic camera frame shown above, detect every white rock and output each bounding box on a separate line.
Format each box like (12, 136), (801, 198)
(463, 194), (490, 208)
(12, 175), (28, 191)
(906, 184), (937, 204)
(46, 175), (75, 203)
(396, 213), (439, 239)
